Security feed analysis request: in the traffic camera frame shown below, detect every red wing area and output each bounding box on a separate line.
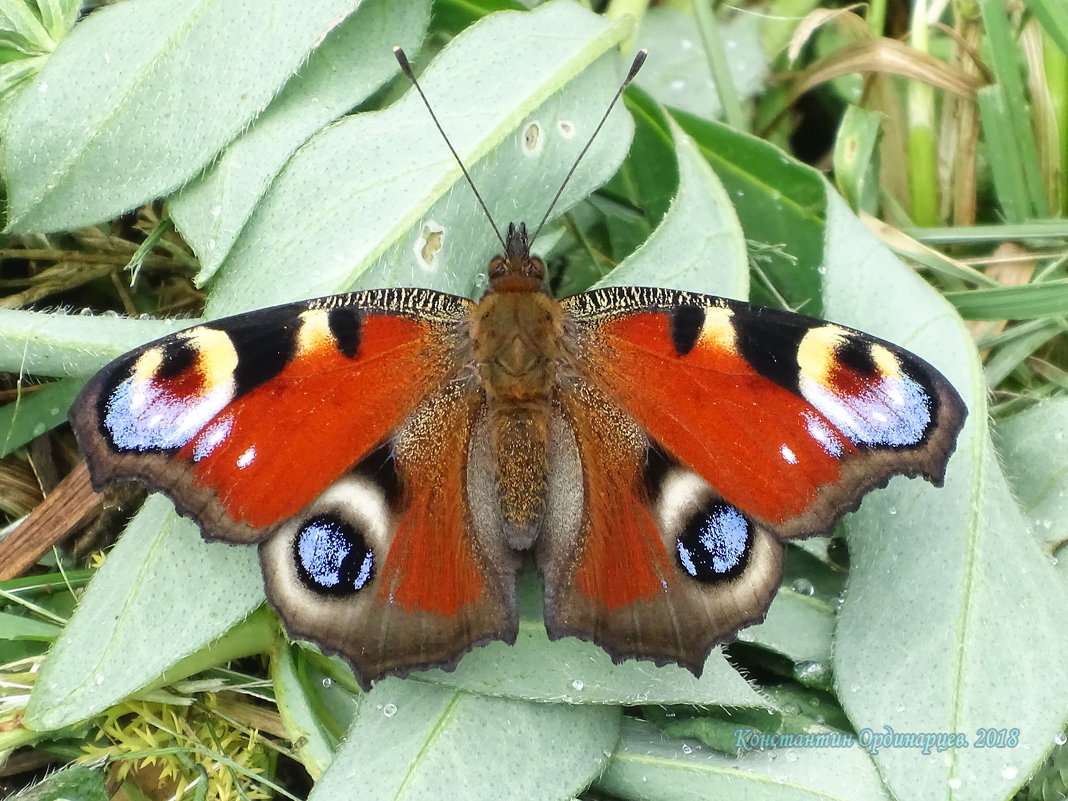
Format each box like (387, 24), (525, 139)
(71, 291), (472, 543)
(563, 288), (966, 538)
(591, 309), (851, 530)
(379, 389), (489, 617)
(559, 391), (674, 610)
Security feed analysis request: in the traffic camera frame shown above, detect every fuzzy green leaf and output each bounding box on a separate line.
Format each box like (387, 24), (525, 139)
(309, 680), (621, 801)
(4, 0), (367, 232)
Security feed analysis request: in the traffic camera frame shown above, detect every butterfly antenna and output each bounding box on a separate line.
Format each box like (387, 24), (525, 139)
(530, 49), (647, 244)
(394, 46), (506, 251)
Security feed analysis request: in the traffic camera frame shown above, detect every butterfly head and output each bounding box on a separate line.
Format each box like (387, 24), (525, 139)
(486, 222), (546, 294)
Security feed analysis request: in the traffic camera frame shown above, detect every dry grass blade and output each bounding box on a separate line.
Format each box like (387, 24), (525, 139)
(789, 38), (986, 103)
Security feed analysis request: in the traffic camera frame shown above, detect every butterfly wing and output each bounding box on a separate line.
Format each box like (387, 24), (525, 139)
(71, 289), (519, 687)
(258, 384), (520, 686)
(539, 287), (966, 670)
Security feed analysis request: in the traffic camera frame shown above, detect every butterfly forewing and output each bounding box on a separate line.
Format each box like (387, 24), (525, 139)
(562, 286), (966, 538)
(72, 289), (470, 543)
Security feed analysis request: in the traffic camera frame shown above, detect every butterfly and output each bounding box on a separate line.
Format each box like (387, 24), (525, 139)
(69, 50), (966, 689)
(70, 217), (966, 688)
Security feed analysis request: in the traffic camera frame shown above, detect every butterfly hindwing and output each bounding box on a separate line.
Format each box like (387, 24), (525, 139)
(538, 286), (966, 670)
(259, 385), (520, 687)
(71, 289), (471, 543)
(538, 381), (785, 671)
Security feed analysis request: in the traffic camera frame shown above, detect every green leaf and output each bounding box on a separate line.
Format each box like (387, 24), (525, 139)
(205, 1), (636, 315)
(0, 375), (83, 456)
(833, 104), (882, 214)
(0, 307), (185, 377)
(273, 642), (341, 780)
(430, 0), (524, 37)
(740, 587), (836, 666)
(309, 680), (621, 801)
(670, 109), (827, 309)
(170, 0), (432, 282)
(34, 0), (79, 44)
(995, 398), (1068, 558)
(824, 194), (1068, 801)
(0, 0), (53, 55)
(419, 573), (767, 706)
(944, 279), (1068, 321)
(24, 496), (263, 730)
(596, 718), (893, 801)
(0, 610), (62, 640)
(4, 0), (368, 232)
(631, 6), (769, 122)
(13, 764), (108, 801)
(1023, 0), (1068, 59)
(598, 110), (748, 299)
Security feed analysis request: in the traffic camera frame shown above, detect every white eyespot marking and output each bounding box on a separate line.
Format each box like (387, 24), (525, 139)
(800, 367), (932, 448)
(236, 447), (256, 469)
(415, 221), (445, 271)
(558, 120), (575, 138)
(676, 504), (750, 579)
(106, 374), (234, 452)
(296, 517), (374, 592)
(193, 415), (234, 461)
(780, 444), (798, 464)
(104, 328), (238, 452)
(804, 411), (844, 457)
(298, 475), (392, 551)
(797, 328), (932, 447)
(522, 121), (543, 155)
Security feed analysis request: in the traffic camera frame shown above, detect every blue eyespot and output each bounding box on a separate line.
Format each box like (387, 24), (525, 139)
(295, 515), (374, 595)
(676, 503), (750, 583)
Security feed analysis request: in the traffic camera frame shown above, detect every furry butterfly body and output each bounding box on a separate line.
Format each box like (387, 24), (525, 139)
(72, 222), (966, 688)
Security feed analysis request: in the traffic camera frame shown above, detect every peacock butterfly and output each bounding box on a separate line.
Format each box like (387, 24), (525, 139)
(69, 51), (966, 689)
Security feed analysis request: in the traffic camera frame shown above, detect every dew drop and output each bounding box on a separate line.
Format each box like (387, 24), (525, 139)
(791, 578), (815, 596)
(571, 679), (584, 692)
(1001, 766), (1018, 780)
(1054, 732), (1067, 746)
(382, 703), (397, 718)
(794, 660), (829, 686)
(321, 677), (333, 688)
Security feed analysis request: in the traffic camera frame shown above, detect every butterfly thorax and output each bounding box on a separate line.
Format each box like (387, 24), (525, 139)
(469, 222), (564, 546)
